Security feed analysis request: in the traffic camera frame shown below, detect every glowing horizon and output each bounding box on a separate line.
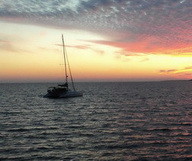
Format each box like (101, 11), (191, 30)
(0, 0), (192, 82)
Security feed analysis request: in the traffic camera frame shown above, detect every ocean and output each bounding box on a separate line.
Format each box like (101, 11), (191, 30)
(0, 81), (192, 161)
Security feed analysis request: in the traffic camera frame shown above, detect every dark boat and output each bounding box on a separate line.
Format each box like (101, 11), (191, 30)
(44, 35), (83, 98)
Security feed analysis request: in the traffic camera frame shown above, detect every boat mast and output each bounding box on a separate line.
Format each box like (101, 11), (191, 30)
(62, 34), (68, 85)
(62, 34), (76, 91)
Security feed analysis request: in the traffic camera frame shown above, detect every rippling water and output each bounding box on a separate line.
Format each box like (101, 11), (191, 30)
(0, 81), (192, 160)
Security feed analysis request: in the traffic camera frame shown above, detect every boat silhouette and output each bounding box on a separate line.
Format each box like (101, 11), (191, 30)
(44, 35), (83, 98)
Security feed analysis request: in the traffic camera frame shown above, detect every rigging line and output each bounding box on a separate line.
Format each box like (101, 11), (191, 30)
(66, 47), (76, 91)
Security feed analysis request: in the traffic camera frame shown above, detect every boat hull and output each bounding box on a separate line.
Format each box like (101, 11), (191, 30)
(60, 90), (83, 98)
(44, 90), (83, 98)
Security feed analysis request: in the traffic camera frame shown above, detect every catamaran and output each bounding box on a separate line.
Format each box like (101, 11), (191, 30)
(44, 35), (83, 98)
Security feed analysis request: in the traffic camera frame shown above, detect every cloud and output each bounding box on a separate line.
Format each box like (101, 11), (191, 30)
(55, 43), (90, 50)
(185, 66), (192, 70)
(159, 66), (192, 74)
(0, 39), (19, 53)
(55, 43), (105, 55)
(0, 38), (32, 54)
(0, 0), (192, 55)
(159, 69), (178, 74)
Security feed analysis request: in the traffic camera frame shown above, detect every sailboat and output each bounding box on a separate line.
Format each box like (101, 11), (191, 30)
(44, 35), (83, 98)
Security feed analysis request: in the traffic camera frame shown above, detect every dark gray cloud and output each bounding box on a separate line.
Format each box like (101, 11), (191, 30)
(0, 0), (191, 54)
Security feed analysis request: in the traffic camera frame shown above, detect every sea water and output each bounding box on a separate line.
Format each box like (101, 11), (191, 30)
(0, 81), (192, 160)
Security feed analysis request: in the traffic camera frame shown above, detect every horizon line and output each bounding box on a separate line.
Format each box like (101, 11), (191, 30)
(0, 79), (190, 84)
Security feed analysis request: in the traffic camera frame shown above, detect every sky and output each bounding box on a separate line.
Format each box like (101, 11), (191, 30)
(0, 0), (192, 82)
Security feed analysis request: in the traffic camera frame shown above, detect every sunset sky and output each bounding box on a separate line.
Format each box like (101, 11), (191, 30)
(0, 0), (192, 82)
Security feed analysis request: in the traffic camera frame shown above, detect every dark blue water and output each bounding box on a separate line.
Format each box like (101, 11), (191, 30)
(0, 81), (192, 160)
